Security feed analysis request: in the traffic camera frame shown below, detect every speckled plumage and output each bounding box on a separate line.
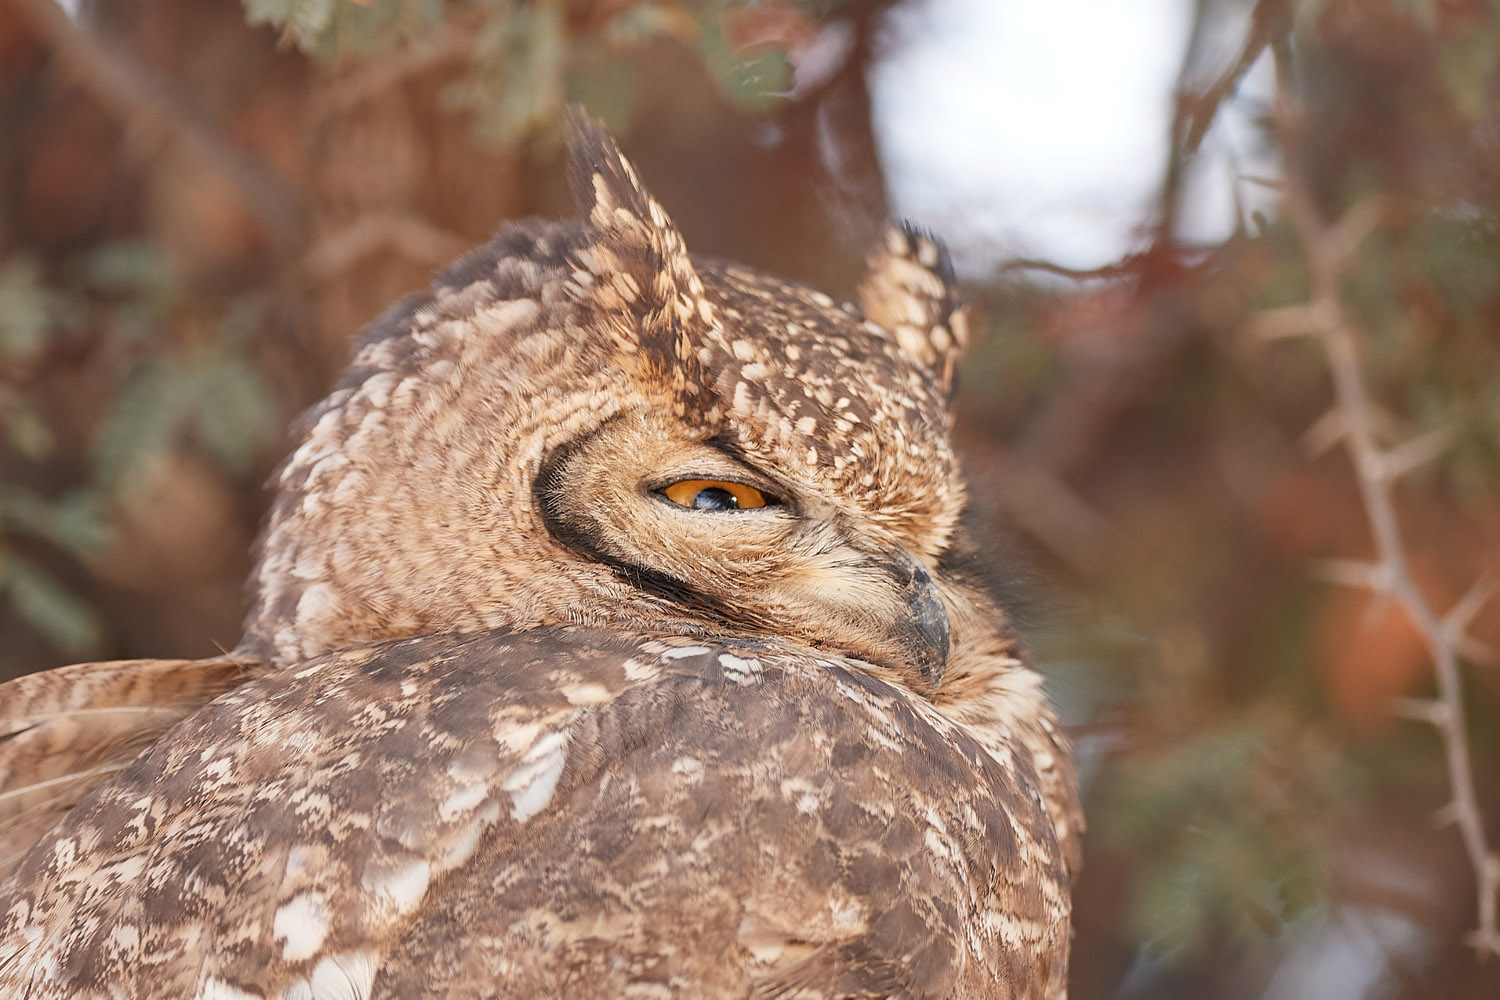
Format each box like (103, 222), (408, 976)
(0, 112), (1081, 999)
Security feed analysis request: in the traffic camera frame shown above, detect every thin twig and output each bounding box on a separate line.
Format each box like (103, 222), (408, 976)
(995, 257), (1140, 282)
(11, 0), (300, 240)
(1157, 0), (1287, 242)
(1265, 97), (1500, 955)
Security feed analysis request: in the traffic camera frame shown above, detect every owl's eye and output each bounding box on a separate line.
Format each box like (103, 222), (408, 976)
(661, 480), (769, 511)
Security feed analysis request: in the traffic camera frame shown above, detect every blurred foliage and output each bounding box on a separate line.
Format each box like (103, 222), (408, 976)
(0, 239), (274, 657)
(1099, 712), (1336, 955)
(1, 0), (1498, 996)
(245, 0), (798, 141)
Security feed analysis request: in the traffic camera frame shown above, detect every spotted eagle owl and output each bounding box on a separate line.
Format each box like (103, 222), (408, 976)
(0, 112), (1082, 999)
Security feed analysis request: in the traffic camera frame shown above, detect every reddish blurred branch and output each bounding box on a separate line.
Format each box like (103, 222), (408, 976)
(301, 213), (470, 284)
(1250, 102), (1500, 955)
(10, 0), (300, 238)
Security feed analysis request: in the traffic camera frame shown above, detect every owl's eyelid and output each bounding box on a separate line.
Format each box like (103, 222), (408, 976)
(642, 451), (787, 502)
(643, 468), (794, 515)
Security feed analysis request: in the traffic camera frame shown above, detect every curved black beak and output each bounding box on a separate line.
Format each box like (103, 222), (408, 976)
(884, 554), (950, 690)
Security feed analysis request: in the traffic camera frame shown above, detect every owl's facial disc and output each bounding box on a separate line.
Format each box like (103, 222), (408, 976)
(535, 411), (952, 692)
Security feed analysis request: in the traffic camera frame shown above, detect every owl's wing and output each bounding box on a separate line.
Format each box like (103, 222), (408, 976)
(0, 655), (258, 884)
(0, 628), (1071, 1000)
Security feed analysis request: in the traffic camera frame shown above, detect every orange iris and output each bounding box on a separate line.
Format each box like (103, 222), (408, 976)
(662, 480), (768, 510)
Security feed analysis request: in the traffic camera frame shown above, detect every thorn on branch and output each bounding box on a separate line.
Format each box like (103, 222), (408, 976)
(1312, 558), (1393, 592)
(1242, 302), (1336, 342)
(1321, 195), (1388, 271)
(1374, 427), (1454, 482)
(1445, 573), (1497, 642)
(1432, 802), (1462, 829)
(1239, 173), (1285, 191)
(1390, 697), (1451, 727)
(1458, 635), (1499, 668)
(1463, 928), (1500, 960)
(1300, 408), (1349, 457)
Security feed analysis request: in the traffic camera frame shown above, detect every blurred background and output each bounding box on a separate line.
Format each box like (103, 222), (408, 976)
(2, 0), (1498, 995)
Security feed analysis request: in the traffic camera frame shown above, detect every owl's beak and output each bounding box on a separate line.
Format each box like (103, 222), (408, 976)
(883, 553), (950, 690)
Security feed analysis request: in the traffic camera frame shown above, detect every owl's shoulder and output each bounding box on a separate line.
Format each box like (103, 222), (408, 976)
(1, 628), (1069, 998)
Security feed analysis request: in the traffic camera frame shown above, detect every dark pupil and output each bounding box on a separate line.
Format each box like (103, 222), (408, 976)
(692, 487), (739, 511)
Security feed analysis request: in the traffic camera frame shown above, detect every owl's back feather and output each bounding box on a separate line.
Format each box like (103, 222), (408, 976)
(0, 656), (260, 882)
(0, 629), (1071, 999)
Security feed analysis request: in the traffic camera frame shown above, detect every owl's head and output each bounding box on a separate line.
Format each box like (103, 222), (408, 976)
(243, 111), (996, 698)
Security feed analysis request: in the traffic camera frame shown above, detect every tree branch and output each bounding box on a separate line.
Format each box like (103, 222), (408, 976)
(11, 0), (301, 240)
(1266, 96), (1500, 956)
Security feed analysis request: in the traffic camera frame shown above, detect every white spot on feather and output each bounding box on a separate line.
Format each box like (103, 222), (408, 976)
(202, 757), (232, 782)
(295, 950), (379, 1000)
(502, 730), (569, 821)
(436, 801), (499, 871)
(660, 645), (709, 660)
(438, 781), (486, 820)
(274, 892), (330, 962)
(472, 298), (540, 338)
(105, 922), (140, 960)
(285, 844), (320, 878)
(718, 653), (763, 684)
(101, 855), (146, 884)
(564, 682), (611, 705)
(830, 896), (866, 931)
(196, 978), (262, 1000)
(361, 858), (430, 915)
(50, 838), (76, 867)
(623, 657), (659, 680)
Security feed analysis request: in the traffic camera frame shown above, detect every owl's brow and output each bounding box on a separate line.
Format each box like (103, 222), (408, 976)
(699, 434), (790, 495)
(703, 433), (754, 465)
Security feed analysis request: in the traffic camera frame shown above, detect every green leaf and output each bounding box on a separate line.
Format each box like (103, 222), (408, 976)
(2, 398), (55, 460)
(93, 360), (197, 492)
(1, 553), (103, 657)
(1440, 30), (1500, 124)
(243, 0), (297, 26)
(287, 0), (335, 47)
(84, 241), (175, 301)
(454, 3), (566, 145)
(0, 488), (108, 556)
(192, 361), (276, 474)
(243, 0), (335, 50)
(246, 0), (448, 58)
(693, 9), (792, 113)
(0, 255), (78, 363)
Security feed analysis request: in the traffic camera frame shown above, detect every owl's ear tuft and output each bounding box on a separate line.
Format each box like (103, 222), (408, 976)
(859, 222), (969, 399)
(562, 108), (712, 356)
(563, 107), (659, 238)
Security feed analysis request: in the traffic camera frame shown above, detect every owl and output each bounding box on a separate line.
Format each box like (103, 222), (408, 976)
(0, 112), (1082, 999)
